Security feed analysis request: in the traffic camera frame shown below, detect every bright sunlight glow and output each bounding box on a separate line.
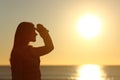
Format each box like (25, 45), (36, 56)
(76, 14), (102, 39)
(77, 64), (105, 80)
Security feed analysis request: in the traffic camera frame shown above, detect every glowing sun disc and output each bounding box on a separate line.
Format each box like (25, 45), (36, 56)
(77, 14), (102, 39)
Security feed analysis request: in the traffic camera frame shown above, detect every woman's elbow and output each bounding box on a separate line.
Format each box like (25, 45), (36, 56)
(48, 45), (54, 52)
(49, 45), (54, 52)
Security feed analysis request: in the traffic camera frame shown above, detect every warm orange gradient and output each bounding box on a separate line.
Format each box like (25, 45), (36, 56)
(0, 0), (120, 65)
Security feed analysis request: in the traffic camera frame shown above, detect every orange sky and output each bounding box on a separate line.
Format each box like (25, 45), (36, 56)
(0, 0), (120, 65)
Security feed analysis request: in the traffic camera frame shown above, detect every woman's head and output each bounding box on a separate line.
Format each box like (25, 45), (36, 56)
(14, 22), (37, 46)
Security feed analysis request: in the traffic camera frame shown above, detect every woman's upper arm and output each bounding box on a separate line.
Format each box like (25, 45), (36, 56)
(30, 46), (54, 57)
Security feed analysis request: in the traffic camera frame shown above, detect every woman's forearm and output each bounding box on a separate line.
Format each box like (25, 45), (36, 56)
(36, 24), (54, 53)
(41, 32), (54, 51)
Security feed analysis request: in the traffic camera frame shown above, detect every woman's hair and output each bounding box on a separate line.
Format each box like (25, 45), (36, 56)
(13, 22), (35, 48)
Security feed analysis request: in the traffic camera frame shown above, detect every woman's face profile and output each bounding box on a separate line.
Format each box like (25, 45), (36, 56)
(28, 28), (37, 42)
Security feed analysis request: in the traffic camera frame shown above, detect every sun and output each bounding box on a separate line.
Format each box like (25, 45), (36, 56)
(76, 14), (102, 39)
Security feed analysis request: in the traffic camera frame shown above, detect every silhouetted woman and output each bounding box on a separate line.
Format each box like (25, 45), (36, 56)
(10, 22), (54, 80)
